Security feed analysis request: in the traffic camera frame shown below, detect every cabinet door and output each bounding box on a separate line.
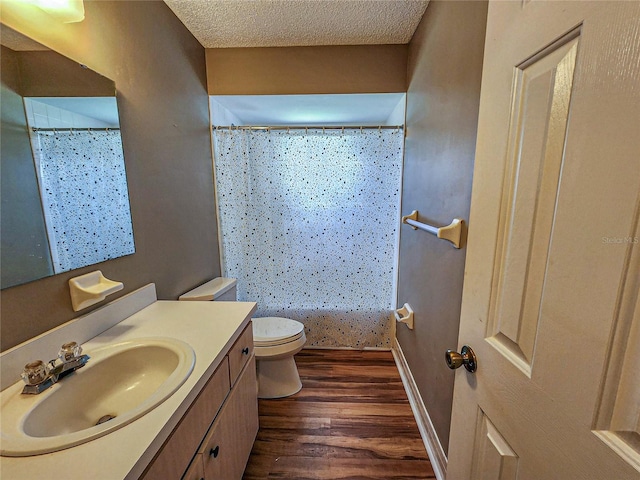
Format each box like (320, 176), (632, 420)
(201, 356), (259, 479)
(182, 454), (204, 480)
(228, 323), (254, 386)
(142, 358), (230, 480)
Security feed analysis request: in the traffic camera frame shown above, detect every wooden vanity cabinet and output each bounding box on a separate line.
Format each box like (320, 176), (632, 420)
(200, 355), (258, 479)
(182, 455), (204, 480)
(141, 323), (258, 480)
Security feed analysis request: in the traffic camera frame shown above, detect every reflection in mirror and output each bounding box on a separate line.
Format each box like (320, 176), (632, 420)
(25, 97), (134, 275)
(0, 25), (135, 289)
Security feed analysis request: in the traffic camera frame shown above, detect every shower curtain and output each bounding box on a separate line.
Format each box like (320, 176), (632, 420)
(31, 129), (134, 273)
(213, 128), (403, 348)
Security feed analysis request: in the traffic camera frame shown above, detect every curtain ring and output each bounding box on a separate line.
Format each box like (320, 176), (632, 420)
(322, 127), (325, 134)
(360, 126), (363, 134)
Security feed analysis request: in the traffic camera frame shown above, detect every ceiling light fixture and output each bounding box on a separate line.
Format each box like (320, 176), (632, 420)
(25, 0), (85, 23)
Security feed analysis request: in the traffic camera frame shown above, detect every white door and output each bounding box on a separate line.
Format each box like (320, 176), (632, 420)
(448, 1), (640, 479)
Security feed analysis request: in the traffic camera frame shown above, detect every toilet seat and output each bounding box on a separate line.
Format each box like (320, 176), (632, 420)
(252, 317), (304, 347)
(251, 317), (306, 364)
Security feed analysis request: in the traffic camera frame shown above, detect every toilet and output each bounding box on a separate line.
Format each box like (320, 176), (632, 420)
(179, 278), (306, 398)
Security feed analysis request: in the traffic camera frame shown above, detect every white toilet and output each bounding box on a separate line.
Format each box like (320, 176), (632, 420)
(179, 278), (306, 399)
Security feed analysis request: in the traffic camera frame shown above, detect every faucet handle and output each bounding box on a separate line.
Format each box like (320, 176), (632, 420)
(21, 360), (49, 385)
(59, 341), (82, 362)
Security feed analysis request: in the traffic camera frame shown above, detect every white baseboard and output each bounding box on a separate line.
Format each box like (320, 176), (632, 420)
(392, 338), (447, 480)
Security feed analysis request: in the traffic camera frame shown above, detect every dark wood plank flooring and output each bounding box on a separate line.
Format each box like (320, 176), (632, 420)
(243, 349), (435, 480)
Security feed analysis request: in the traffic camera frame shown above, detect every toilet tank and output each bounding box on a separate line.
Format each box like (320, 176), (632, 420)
(178, 277), (237, 301)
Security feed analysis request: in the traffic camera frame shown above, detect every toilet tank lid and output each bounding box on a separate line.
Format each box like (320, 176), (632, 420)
(178, 277), (236, 301)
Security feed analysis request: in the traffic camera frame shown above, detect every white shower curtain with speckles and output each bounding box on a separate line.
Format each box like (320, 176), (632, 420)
(213, 128), (403, 348)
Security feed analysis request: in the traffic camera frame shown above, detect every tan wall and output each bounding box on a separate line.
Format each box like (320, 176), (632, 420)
(397, 0), (488, 454)
(18, 50), (115, 97)
(0, 1), (220, 351)
(206, 45), (407, 95)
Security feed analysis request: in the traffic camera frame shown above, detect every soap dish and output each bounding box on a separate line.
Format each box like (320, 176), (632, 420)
(69, 271), (123, 311)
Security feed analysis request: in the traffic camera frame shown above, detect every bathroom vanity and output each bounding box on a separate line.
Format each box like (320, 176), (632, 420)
(142, 322), (258, 479)
(0, 284), (258, 479)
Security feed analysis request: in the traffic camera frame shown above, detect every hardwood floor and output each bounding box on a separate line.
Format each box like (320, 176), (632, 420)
(243, 349), (435, 480)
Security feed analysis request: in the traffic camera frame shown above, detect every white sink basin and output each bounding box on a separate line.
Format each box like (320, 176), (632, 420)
(0, 337), (195, 456)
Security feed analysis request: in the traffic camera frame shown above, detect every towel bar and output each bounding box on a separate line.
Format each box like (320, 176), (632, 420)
(401, 210), (464, 249)
(394, 303), (414, 330)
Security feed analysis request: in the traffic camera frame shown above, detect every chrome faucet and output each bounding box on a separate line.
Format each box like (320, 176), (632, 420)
(21, 342), (90, 395)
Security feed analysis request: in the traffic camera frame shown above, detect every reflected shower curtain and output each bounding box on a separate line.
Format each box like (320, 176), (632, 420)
(31, 130), (134, 272)
(214, 128), (403, 348)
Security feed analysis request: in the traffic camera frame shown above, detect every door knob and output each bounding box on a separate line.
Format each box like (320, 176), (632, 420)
(445, 345), (477, 372)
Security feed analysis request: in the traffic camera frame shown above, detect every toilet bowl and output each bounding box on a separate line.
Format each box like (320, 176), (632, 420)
(252, 317), (306, 398)
(179, 278), (306, 399)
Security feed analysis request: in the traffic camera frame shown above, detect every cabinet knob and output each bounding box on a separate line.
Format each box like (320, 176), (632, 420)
(210, 445), (220, 458)
(242, 347), (249, 355)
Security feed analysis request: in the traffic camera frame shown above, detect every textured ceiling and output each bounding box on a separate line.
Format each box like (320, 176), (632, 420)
(163, 0), (429, 48)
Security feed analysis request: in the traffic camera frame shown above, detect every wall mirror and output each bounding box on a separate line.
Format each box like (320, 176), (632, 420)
(0, 24), (135, 289)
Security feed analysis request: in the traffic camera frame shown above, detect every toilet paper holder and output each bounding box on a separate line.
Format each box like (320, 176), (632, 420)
(394, 303), (414, 330)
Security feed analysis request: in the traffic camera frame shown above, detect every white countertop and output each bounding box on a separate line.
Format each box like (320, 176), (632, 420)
(0, 298), (257, 480)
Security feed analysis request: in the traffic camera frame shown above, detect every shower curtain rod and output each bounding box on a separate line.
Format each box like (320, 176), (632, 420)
(212, 125), (403, 131)
(31, 127), (120, 132)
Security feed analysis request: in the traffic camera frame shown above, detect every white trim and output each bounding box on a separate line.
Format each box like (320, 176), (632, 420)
(392, 337), (447, 480)
(391, 113), (405, 310)
(209, 101), (226, 276)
